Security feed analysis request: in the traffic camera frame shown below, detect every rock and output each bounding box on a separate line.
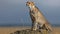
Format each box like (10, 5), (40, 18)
(10, 29), (49, 34)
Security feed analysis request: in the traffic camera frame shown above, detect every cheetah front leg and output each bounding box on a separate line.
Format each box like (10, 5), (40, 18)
(32, 22), (38, 31)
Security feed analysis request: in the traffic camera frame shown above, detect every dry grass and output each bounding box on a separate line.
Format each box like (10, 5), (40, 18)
(0, 26), (60, 34)
(0, 26), (30, 34)
(52, 27), (60, 34)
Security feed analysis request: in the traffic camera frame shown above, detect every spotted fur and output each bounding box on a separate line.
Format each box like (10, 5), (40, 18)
(26, 1), (52, 32)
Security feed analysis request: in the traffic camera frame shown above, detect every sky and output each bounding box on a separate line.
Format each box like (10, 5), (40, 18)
(0, 0), (60, 26)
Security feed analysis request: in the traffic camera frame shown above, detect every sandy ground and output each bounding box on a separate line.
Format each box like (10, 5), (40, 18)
(52, 27), (60, 34)
(0, 26), (60, 34)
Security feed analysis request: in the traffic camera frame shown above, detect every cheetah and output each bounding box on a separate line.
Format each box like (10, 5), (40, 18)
(26, 1), (52, 32)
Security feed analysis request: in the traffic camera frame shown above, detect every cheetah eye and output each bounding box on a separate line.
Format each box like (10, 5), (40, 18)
(28, 3), (30, 4)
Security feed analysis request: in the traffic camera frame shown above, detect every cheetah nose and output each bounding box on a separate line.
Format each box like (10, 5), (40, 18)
(26, 3), (28, 6)
(26, 2), (29, 6)
(26, 3), (27, 6)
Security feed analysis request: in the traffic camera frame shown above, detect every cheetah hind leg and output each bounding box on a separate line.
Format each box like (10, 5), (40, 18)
(44, 24), (52, 32)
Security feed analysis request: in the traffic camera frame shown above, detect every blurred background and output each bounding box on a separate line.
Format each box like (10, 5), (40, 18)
(0, 0), (60, 26)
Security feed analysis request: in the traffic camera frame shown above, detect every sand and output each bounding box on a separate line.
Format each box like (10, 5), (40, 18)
(0, 26), (60, 34)
(52, 27), (60, 34)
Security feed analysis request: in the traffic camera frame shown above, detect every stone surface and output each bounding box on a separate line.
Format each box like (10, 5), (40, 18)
(10, 29), (49, 34)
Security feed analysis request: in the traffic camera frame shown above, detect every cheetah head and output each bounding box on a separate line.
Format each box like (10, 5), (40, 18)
(26, 1), (35, 9)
